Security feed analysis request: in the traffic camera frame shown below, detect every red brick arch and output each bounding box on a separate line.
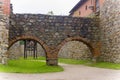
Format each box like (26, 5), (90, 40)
(57, 36), (94, 56)
(8, 35), (49, 55)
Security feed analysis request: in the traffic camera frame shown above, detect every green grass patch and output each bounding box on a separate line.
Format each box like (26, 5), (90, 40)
(59, 58), (90, 65)
(0, 58), (63, 73)
(0, 57), (120, 73)
(87, 62), (120, 70)
(20, 57), (46, 60)
(59, 58), (120, 70)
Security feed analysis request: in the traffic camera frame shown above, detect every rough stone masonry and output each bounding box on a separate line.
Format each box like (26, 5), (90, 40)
(100, 0), (120, 63)
(0, 0), (120, 65)
(0, 0), (9, 64)
(9, 13), (99, 65)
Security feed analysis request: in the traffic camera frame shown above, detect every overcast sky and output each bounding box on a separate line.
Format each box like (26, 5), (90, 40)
(10, 0), (80, 15)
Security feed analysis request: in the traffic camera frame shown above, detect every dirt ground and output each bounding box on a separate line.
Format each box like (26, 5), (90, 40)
(0, 63), (120, 80)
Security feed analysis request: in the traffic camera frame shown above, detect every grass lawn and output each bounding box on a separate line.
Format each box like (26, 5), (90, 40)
(0, 57), (120, 73)
(87, 62), (120, 70)
(59, 58), (120, 70)
(59, 58), (90, 65)
(0, 58), (63, 73)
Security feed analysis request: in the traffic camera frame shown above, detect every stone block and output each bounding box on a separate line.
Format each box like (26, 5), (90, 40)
(46, 58), (58, 66)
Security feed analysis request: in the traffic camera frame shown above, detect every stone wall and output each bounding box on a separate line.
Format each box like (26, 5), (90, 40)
(0, 14), (9, 64)
(1, 0), (120, 65)
(58, 41), (91, 60)
(8, 41), (23, 59)
(0, 0), (9, 64)
(9, 14), (100, 64)
(100, 0), (120, 63)
(37, 43), (46, 57)
(9, 14), (98, 47)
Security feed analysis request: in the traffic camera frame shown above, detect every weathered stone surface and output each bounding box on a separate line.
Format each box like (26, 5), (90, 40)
(9, 14), (98, 47)
(1, 0), (120, 65)
(37, 44), (46, 56)
(58, 41), (91, 60)
(0, 14), (9, 64)
(8, 41), (23, 59)
(0, 1), (9, 64)
(100, 0), (120, 63)
(8, 13), (99, 65)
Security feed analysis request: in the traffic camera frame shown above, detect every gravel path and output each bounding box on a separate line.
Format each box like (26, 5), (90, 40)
(0, 63), (120, 80)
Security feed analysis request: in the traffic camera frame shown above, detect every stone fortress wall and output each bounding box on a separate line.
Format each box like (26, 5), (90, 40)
(0, 0), (120, 64)
(9, 13), (99, 65)
(0, 14), (9, 63)
(9, 13), (96, 60)
(99, 0), (120, 63)
(0, 0), (9, 63)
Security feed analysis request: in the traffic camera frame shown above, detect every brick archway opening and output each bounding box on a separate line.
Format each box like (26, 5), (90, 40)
(8, 35), (49, 60)
(57, 36), (94, 59)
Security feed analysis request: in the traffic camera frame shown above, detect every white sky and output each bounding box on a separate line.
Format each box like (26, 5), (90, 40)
(10, 0), (80, 15)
